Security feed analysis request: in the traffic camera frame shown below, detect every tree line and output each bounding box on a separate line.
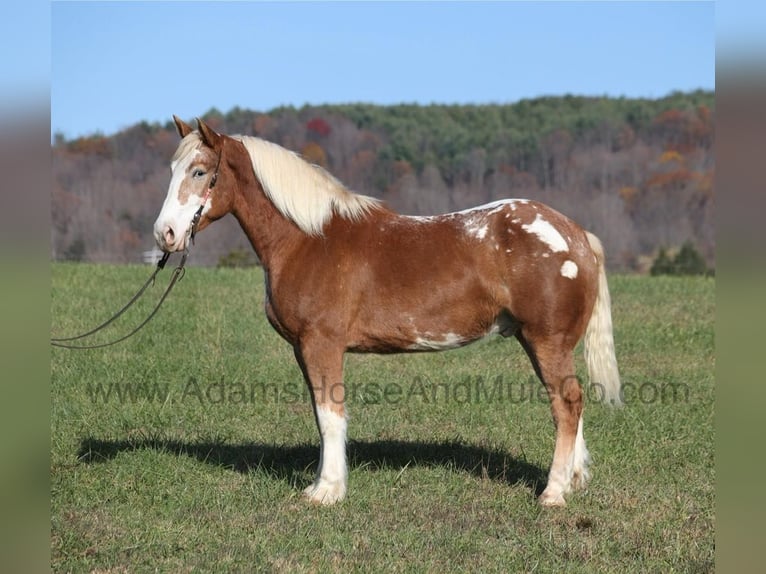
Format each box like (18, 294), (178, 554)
(52, 91), (714, 270)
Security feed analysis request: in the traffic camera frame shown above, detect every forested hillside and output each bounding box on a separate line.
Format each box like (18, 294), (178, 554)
(52, 91), (714, 270)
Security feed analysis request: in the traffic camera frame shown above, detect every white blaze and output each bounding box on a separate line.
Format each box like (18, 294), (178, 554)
(153, 148), (210, 250)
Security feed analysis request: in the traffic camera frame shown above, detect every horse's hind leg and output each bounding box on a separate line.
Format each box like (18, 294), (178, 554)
(517, 330), (585, 506)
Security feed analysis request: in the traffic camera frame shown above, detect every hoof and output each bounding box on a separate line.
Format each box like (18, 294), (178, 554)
(303, 480), (346, 506)
(539, 490), (566, 507)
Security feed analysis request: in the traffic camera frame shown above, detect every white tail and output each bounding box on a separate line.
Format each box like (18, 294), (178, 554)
(583, 232), (622, 406)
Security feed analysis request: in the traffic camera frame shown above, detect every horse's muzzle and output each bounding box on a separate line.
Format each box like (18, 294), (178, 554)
(154, 220), (188, 253)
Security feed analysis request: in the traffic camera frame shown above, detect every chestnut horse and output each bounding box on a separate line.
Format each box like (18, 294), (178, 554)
(154, 116), (621, 507)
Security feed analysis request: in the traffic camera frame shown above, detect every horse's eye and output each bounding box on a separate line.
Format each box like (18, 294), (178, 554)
(192, 169), (206, 179)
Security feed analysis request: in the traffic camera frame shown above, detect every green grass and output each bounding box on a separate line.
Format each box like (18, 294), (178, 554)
(51, 263), (714, 572)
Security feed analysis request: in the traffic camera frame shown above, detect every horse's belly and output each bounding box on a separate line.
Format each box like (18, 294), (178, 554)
(348, 310), (516, 354)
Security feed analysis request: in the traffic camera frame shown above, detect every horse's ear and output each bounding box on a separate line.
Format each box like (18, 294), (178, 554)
(196, 117), (222, 150)
(173, 115), (194, 138)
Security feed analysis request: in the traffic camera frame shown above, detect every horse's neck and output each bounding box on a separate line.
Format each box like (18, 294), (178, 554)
(232, 177), (304, 272)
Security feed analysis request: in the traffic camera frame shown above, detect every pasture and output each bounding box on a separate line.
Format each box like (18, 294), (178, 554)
(51, 263), (714, 572)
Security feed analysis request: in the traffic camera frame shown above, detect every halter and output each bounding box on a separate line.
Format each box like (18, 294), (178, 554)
(51, 147), (224, 350)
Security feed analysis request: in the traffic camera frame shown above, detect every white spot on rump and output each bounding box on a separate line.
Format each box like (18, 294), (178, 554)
(561, 260), (578, 279)
(521, 214), (569, 253)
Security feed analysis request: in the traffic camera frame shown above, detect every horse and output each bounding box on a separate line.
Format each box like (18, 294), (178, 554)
(154, 116), (621, 507)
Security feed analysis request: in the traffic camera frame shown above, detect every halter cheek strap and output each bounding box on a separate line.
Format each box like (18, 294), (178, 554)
(199, 187), (213, 208)
(190, 148), (222, 243)
(190, 193), (208, 245)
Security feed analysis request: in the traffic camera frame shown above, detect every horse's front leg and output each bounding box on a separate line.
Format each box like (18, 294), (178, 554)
(294, 337), (347, 505)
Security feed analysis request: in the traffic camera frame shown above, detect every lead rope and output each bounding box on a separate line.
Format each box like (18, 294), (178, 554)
(51, 249), (190, 350)
(50, 251), (171, 346)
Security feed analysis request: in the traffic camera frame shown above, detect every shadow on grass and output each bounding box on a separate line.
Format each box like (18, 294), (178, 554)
(77, 437), (546, 496)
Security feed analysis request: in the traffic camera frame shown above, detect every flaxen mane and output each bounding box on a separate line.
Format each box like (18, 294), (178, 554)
(235, 135), (381, 235)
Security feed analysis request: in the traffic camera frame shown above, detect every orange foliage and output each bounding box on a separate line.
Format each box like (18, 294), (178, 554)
(654, 108), (686, 126)
(697, 169), (714, 196)
(654, 107), (713, 153)
(618, 186), (639, 203)
(301, 141), (327, 167)
(645, 169), (695, 189)
(659, 150), (683, 164)
(67, 136), (112, 158)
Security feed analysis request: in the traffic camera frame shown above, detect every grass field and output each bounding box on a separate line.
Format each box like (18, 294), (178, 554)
(51, 263), (714, 572)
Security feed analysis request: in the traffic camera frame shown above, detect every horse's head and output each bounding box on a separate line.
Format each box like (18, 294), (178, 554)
(154, 116), (234, 252)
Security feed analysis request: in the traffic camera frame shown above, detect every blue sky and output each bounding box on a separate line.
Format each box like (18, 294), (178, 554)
(50, 1), (715, 140)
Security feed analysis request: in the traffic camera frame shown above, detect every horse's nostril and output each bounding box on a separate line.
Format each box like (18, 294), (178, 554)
(163, 225), (175, 245)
